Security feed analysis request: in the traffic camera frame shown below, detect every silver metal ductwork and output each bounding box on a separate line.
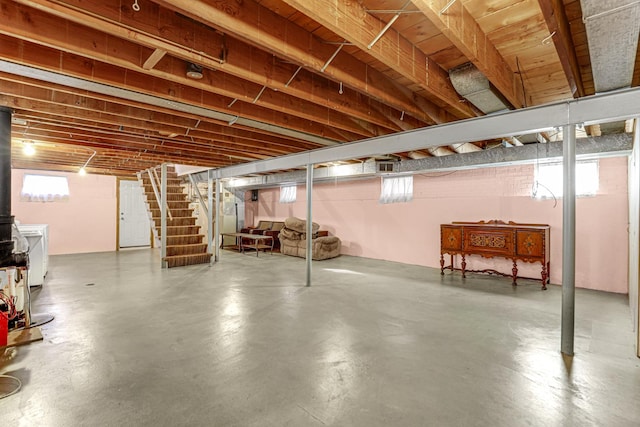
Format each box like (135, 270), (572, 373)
(581, 0), (640, 133)
(215, 134), (632, 190)
(582, 0), (640, 93)
(449, 63), (510, 114)
(447, 63), (511, 151)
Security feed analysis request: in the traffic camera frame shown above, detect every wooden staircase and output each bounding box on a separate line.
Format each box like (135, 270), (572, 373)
(138, 166), (211, 268)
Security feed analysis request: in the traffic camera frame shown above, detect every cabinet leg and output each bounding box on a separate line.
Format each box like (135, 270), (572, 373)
(461, 255), (466, 278)
(512, 261), (518, 286)
(547, 262), (551, 284)
(541, 264), (548, 290)
(440, 254), (445, 275)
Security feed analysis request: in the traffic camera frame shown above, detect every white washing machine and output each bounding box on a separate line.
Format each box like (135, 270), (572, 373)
(17, 224), (49, 287)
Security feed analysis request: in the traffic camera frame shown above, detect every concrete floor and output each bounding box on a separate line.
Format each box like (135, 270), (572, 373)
(1, 249), (639, 426)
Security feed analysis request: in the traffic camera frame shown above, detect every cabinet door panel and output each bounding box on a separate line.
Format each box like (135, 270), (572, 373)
(441, 226), (463, 251)
(515, 230), (545, 258)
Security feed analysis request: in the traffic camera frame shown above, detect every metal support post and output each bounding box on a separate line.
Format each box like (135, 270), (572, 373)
(215, 177), (221, 262)
(0, 107), (14, 265)
(561, 124), (576, 356)
(160, 163), (168, 268)
(306, 164), (313, 287)
(207, 170), (213, 265)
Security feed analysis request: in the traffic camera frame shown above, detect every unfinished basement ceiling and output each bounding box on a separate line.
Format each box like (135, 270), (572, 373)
(0, 0), (635, 176)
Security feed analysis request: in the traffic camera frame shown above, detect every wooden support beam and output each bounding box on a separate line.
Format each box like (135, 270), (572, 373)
(0, 75), (320, 153)
(154, 0), (448, 123)
(142, 48), (167, 70)
(410, 0), (525, 108)
(0, 36), (352, 144)
(537, 0), (586, 97)
(12, 0), (416, 131)
(0, 1), (379, 138)
(279, 0), (475, 117)
(2, 95), (312, 159)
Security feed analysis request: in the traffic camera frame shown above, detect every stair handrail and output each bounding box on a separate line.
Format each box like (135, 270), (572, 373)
(188, 174), (208, 217)
(148, 167), (173, 221)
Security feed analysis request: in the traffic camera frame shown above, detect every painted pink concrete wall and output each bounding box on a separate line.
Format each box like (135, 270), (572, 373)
(11, 169), (117, 255)
(247, 157), (629, 293)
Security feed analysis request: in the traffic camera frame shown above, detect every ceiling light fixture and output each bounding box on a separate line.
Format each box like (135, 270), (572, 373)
(186, 63), (204, 79)
(22, 141), (36, 156)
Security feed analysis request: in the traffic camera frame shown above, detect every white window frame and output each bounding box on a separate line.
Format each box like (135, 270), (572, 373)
(21, 174), (70, 202)
(279, 184), (297, 203)
(379, 175), (413, 204)
(532, 160), (599, 200)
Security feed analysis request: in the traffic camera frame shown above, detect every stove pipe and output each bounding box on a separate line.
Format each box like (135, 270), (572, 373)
(0, 107), (14, 267)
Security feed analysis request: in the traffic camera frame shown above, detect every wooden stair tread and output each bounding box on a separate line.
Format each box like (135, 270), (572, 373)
(163, 253), (212, 268)
(152, 216), (196, 220)
(140, 165), (208, 268)
(163, 253), (211, 260)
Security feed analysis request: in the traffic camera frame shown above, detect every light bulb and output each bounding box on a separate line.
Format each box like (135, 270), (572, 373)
(23, 142), (36, 156)
(79, 167), (87, 176)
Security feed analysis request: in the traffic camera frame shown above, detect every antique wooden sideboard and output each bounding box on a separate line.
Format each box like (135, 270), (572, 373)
(440, 220), (550, 290)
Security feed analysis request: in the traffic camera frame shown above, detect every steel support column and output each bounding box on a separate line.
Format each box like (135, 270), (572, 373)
(0, 107), (13, 265)
(306, 164), (313, 287)
(215, 177), (221, 262)
(207, 169), (213, 265)
(160, 163), (168, 268)
(562, 124), (576, 356)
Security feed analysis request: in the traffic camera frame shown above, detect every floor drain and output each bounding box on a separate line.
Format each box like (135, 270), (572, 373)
(0, 375), (22, 399)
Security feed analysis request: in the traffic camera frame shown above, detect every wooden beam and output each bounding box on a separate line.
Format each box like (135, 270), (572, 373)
(154, 0), (450, 123)
(142, 48), (166, 70)
(12, 0), (419, 131)
(410, 0), (525, 108)
(537, 0), (585, 97)
(278, 0), (475, 117)
(1, 95), (314, 158)
(12, 130), (240, 165)
(0, 1), (380, 139)
(12, 120), (286, 160)
(0, 37), (353, 144)
(0, 74), (321, 151)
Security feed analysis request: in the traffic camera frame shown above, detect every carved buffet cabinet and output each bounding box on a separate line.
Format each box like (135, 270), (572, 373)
(440, 220), (550, 290)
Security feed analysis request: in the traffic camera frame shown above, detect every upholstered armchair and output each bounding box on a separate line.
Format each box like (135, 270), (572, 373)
(278, 217), (341, 260)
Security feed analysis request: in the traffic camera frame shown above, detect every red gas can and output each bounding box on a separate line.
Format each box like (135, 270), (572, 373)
(0, 310), (8, 347)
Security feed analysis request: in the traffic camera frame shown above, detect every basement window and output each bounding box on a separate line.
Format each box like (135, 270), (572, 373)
(21, 174), (70, 202)
(279, 184), (297, 203)
(380, 175), (413, 204)
(532, 160), (599, 199)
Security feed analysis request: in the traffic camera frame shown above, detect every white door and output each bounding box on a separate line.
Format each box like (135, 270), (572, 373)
(119, 180), (151, 248)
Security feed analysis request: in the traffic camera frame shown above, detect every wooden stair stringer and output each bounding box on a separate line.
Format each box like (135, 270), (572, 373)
(137, 165), (211, 268)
